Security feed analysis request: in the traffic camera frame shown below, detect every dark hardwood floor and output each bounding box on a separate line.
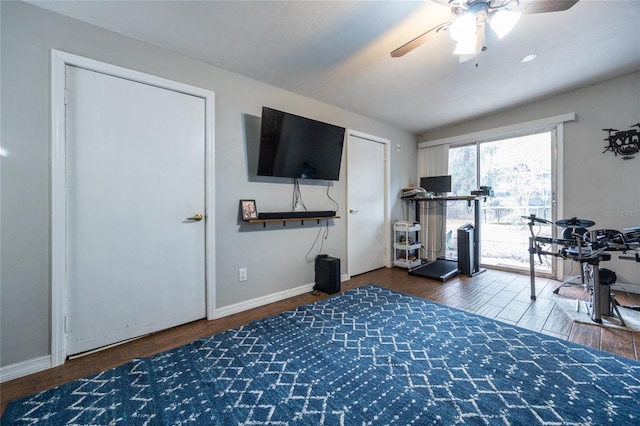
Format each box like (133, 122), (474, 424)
(2, 266), (639, 416)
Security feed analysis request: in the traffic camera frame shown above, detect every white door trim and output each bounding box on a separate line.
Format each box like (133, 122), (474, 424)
(50, 50), (216, 367)
(346, 129), (391, 277)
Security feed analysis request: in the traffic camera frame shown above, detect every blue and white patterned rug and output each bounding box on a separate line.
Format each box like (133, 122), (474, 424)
(4, 284), (640, 425)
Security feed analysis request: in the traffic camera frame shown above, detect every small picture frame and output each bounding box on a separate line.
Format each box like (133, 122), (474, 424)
(240, 199), (258, 220)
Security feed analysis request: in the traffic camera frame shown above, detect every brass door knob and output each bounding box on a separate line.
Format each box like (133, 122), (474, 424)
(186, 213), (203, 221)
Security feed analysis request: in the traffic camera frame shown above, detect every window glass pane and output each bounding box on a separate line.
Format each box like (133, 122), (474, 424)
(446, 144), (477, 259)
(445, 132), (553, 273)
(449, 144), (477, 196)
(479, 132), (552, 272)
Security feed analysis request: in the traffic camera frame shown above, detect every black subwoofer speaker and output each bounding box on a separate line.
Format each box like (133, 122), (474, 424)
(315, 256), (341, 294)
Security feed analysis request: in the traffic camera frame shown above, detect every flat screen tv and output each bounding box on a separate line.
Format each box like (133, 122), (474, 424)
(420, 175), (452, 195)
(257, 107), (346, 181)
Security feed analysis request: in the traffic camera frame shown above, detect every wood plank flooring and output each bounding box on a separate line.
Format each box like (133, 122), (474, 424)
(2, 266), (639, 416)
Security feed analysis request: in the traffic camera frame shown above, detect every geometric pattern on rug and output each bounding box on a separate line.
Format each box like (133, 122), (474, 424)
(4, 284), (640, 425)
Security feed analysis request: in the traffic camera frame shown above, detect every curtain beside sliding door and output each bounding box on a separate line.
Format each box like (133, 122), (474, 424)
(417, 145), (449, 261)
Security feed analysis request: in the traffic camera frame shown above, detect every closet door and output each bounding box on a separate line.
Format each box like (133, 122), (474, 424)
(347, 134), (387, 276)
(65, 65), (206, 355)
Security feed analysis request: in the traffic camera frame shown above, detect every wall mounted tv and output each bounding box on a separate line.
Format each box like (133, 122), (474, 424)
(257, 107), (346, 181)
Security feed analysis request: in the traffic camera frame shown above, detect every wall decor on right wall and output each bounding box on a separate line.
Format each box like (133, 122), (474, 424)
(602, 124), (639, 160)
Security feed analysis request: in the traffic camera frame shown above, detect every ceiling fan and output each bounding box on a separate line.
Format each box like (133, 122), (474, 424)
(391, 0), (580, 62)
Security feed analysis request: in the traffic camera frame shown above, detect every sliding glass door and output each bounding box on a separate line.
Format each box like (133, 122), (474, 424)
(448, 131), (555, 274)
(445, 145), (476, 260)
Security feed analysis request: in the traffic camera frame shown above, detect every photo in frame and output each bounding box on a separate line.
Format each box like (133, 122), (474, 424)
(240, 199), (258, 220)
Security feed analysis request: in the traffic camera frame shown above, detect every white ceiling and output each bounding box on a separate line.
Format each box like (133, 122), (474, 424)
(27, 0), (640, 134)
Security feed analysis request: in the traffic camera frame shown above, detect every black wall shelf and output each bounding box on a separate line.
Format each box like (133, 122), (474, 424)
(247, 216), (339, 227)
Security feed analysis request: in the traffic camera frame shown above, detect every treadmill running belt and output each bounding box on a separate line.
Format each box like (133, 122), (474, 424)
(409, 259), (459, 282)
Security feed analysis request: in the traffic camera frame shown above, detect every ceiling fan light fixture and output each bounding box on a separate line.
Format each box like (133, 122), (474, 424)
(490, 10), (521, 39)
(449, 12), (477, 42)
(453, 34), (478, 55)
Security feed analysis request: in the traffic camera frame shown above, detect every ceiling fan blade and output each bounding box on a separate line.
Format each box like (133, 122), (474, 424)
(517, 0), (580, 15)
(391, 22), (451, 58)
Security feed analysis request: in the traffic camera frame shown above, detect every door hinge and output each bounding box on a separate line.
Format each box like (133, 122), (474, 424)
(64, 89), (68, 105)
(64, 315), (68, 333)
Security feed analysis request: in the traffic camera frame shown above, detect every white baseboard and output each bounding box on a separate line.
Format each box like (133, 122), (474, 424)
(612, 282), (640, 295)
(2, 276), (352, 381)
(0, 355), (51, 383)
(213, 275), (349, 319)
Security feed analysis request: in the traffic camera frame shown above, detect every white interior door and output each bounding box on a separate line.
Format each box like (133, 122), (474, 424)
(347, 133), (387, 276)
(65, 65), (206, 355)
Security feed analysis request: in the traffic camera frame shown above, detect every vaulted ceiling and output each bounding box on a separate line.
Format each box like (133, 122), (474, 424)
(27, 0), (640, 134)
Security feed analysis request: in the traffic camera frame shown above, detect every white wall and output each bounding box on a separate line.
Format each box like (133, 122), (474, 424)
(421, 71), (640, 288)
(0, 1), (418, 370)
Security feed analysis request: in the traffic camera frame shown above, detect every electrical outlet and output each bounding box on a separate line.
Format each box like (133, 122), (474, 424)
(238, 268), (248, 282)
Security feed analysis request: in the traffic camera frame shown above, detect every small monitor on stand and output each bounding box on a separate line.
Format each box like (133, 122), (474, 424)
(420, 175), (452, 195)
